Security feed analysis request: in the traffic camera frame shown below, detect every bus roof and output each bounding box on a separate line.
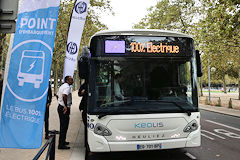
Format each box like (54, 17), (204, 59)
(91, 29), (193, 39)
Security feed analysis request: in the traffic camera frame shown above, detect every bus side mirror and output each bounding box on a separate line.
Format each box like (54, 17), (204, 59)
(78, 46), (89, 79)
(196, 50), (203, 77)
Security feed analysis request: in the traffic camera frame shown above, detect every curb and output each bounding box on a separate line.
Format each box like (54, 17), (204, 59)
(199, 104), (240, 118)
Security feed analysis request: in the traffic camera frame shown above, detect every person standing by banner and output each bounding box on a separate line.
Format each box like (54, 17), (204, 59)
(56, 76), (73, 149)
(44, 82), (52, 139)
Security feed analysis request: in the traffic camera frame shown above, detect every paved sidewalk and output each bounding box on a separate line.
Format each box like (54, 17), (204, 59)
(199, 92), (240, 110)
(0, 91), (84, 160)
(199, 104), (240, 118)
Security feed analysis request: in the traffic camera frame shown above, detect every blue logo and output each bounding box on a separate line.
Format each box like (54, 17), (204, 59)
(135, 122), (164, 128)
(6, 40), (51, 101)
(75, 1), (87, 14)
(67, 42), (78, 55)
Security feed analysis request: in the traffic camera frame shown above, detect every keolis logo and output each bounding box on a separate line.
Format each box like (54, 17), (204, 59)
(75, 1), (87, 14)
(67, 42), (78, 55)
(135, 122), (164, 128)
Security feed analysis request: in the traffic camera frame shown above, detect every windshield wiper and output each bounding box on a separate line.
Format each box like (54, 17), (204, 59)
(98, 107), (131, 119)
(157, 100), (192, 116)
(98, 112), (114, 119)
(99, 99), (130, 108)
(98, 100), (131, 119)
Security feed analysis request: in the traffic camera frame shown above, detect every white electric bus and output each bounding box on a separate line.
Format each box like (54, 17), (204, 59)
(79, 30), (202, 153)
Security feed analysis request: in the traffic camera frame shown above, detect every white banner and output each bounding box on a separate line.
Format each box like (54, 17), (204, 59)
(63, 0), (90, 78)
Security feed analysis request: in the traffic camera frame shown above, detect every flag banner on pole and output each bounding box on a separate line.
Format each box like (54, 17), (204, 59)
(0, 0), (60, 149)
(63, 0), (90, 78)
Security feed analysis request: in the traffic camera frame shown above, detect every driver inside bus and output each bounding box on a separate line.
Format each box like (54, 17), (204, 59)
(106, 73), (125, 103)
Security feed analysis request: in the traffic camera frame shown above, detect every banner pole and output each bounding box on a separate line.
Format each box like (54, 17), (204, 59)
(63, 0), (90, 79)
(0, 34), (14, 114)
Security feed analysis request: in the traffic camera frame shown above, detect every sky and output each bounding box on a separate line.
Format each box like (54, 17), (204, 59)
(100, 0), (158, 30)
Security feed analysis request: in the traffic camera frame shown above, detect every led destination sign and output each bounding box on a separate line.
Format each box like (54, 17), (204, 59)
(130, 42), (179, 54)
(92, 35), (193, 57)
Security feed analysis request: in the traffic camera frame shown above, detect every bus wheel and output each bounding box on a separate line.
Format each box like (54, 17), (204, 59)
(85, 143), (94, 160)
(87, 143), (94, 154)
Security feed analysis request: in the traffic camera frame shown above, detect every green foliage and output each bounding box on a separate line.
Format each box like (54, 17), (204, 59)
(0, 33), (9, 70)
(53, 0), (112, 74)
(197, 0), (240, 86)
(133, 0), (240, 98)
(52, 0), (112, 93)
(133, 0), (199, 34)
(0, 0), (112, 94)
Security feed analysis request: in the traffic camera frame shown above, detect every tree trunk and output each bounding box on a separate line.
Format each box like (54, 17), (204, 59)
(0, 34), (6, 70)
(223, 75), (227, 94)
(52, 54), (58, 96)
(53, 67), (58, 96)
(238, 56), (240, 99)
(200, 77), (203, 96)
(74, 69), (80, 91)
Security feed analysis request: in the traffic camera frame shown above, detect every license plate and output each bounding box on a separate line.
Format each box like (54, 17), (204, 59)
(137, 143), (162, 150)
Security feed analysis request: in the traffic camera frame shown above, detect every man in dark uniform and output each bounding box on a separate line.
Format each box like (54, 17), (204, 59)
(79, 81), (87, 125)
(57, 76), (73, 150)
(78, 81), (88, 147)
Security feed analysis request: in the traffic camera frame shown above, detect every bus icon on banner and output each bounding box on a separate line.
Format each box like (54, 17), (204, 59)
(17, 50), (45, 88)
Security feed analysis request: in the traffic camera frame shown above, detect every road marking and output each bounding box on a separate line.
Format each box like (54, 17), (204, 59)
(185, 152), (197, 160)
(201, 133), (214, 140)
(214, 129), (240, 139)
(202, 130), (226, 139)
(205, 120), (240, 132)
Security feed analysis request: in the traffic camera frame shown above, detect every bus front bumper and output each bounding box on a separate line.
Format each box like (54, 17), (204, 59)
(88, 129), (201, 152)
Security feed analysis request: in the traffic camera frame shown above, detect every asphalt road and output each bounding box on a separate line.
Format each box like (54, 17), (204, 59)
(86, 110), (240, 160)
(187, 110), (240, 160)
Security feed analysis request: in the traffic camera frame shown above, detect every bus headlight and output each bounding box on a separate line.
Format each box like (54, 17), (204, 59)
(94, 123), (112, 136)
(183, 120), (198, 132)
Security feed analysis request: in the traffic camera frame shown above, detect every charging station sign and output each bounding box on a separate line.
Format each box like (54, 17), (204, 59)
(0, 0), (60, 149)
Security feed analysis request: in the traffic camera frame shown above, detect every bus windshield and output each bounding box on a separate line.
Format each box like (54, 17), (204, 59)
(89, 57), (198, 115)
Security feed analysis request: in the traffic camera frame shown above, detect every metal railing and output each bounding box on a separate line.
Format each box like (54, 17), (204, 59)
(33, 130), (59, 160)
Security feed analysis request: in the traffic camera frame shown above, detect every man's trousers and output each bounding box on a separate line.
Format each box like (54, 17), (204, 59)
(57, 105), (70, 147)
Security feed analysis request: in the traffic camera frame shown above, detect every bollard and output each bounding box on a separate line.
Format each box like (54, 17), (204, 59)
(205, 96), (210, 105)
(49, 130), (56, 160)
(33, 130), (59, 160)
(228, 98), (232, 109)
(216, 97), (221, 107)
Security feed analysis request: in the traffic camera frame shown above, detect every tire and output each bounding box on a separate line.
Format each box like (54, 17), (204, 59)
(85, 143), (92, 160)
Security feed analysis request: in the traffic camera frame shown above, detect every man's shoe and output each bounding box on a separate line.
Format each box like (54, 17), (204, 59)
(58, 145), (70, 150)
(64, 141), (70, 145)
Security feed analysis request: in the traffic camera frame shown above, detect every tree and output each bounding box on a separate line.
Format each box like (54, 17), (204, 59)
(133, 0), (204, 95)
(52, 0), (112, 94)
(197, 0), (240, 96)
(0, 33), (7, 70)
(133, 0), (199, 34)
(134, 0), (240, 98)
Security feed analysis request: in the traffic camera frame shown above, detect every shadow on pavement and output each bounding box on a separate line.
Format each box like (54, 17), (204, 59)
(85, 149), (194, 160)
